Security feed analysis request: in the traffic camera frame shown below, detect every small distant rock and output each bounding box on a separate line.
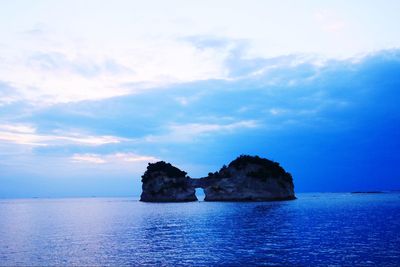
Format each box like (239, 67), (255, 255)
(351, 191), (384, 194)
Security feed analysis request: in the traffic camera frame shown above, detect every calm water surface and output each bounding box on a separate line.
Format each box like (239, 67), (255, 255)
(0, 193), (399, 266)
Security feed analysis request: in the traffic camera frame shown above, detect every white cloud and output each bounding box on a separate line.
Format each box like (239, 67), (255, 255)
(0, 119), (259, 150)
(112, 153), (159, 162)
(0, 124), (126, 146)
(2, 1), (398, 107)
(174, 91), (207, 106)
(71, 152), (159, 164)
(0, 33), (229, 106)
(314, 9), (346, 33)
(71, 154), (106, 164)
(0, 124), (37, 134)
(269, 108), (286, 116)
(145, 120), (258, 143)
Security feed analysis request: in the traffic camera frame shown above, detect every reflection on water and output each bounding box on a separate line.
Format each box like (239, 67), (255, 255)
(0, 193), (399, 266)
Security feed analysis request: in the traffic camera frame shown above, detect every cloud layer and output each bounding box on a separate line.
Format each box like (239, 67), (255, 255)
(1, 48), (399, 197)
(1, 1), (400, 197)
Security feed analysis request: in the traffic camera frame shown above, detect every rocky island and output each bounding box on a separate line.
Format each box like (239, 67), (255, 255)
(140, 161), (197, 202)
(140, 155), (295, 202)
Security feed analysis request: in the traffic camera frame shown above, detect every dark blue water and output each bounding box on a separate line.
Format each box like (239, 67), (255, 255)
(0, 193), (399, 266)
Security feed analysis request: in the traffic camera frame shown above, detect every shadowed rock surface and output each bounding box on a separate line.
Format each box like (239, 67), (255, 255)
(140, 161), (197, 202)
(197, 155), (295, 201)
(140, 155), (295, 202)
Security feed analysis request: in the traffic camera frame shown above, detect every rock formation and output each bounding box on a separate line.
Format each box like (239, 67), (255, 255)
(140, 161), (197, 202)
(198, 155), (295, 201)
(140, 155), (295, 202)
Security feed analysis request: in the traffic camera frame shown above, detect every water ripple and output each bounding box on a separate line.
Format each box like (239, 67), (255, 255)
(0, 193), (399, 266)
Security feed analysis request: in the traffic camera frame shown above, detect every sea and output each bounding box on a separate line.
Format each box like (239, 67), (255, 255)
(0, 193), (399, 266)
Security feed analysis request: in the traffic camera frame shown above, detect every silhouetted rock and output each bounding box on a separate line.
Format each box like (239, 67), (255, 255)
(200, 155), (295, 201)
(140, 155), (295, 202)
(140, 161), (197, 202)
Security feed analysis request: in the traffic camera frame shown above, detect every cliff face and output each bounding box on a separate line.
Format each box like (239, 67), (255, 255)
(140, 155), (295, 202)
(140, 161), (197, 202)
(200, 155), (295, 201)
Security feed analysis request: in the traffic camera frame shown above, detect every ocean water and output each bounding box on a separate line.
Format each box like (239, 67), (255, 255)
(0, 193), (399, 266)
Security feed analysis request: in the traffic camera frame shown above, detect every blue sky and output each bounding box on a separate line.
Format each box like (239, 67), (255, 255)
(1, 1), (400, 197)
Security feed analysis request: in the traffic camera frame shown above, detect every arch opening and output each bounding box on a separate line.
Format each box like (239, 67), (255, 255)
(195, 188), (205, 201)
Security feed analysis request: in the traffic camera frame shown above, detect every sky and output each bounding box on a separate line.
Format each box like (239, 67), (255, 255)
(1, 0), (400, 198)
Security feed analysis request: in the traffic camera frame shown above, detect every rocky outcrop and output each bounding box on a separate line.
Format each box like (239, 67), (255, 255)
(140, 161), (197, 202)
(199, 155), (295, 201)
(140, 155), (295, 202)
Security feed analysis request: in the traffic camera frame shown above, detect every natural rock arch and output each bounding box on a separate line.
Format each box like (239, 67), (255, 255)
(140, 155), (296, 202)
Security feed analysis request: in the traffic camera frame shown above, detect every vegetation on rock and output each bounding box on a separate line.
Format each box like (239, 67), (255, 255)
(229, 155), (293, 183)
(141, 161), (187, 182)
(207, 164), (232, 179)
